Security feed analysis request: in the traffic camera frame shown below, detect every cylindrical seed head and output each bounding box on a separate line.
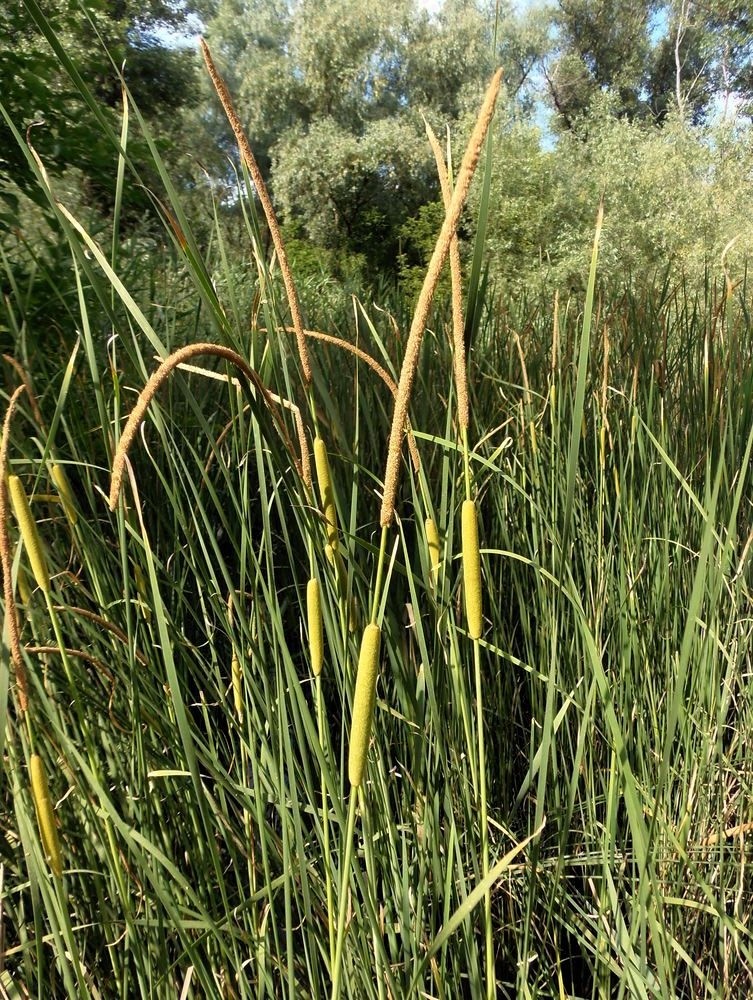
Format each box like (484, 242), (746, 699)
(30, 754), (63, 878)
(314, 437), (338, 551)
(462, 500), (483, 640)
(9, 476), (50, 594)
(307, 577), (324, 677)
(348, 623), (382, 787)
(51, 464), (78, 527)
(425, 517), (441, 585)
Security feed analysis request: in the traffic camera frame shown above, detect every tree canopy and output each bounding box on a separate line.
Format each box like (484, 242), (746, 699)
(200, 0), (549, 269)
(546, 0), (753, 127)
(0, 0), (201, 221)
(3, 0), (752, 294)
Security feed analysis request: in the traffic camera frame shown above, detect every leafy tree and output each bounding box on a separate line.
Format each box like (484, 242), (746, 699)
(480, 95), (753, 293)
(0, 0), (203, 221)
(201, 0), (548, 271)
(669, 0), (753, 118)
(544, 0), (662, 126)
(545, 0), (753, 128)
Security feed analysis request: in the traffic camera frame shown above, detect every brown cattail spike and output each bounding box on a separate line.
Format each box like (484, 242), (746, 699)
(9, 476), (50, 594)
(200, 40), (312, 386)
(462, 500), (483, 640)
(425, 122), (469, 432)
(380, 69), (501, 527)
(30, 754), (63, 878)
(348, 623), (382, 786)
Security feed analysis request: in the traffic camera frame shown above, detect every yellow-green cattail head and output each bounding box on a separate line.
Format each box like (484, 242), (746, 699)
(425, 517), (441, 585)
(51, 464), (78, 527)
(9, 476), (50, 594)
(307, 578), (324, 677)
(30, 754), (63, 878)
(348, 623), (381, 787)
(462, 500), (483, 640)
(314, 437), (338, 551)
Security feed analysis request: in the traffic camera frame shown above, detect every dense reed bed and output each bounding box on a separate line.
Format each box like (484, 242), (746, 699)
(2, 24), (753, 1000)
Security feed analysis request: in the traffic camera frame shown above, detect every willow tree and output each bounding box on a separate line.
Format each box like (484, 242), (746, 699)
(201, 0), (546, 271)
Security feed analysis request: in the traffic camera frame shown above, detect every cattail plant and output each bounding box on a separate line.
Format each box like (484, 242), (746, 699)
(9, 476), (50, 595)
(1, 385), (30, 711)
(51, 463), (78, 527)
(307, 577), (324, 678)
(332, 620), (383, 1000)
(314, 437), (339, 552)
(427, 100), (495, 998)
(425, 517), (441, 587)
(30, 753), (63, 878)
(380, 68), (501, 530)
(348, 622), (382, 787)
(461, 500), (483, 639)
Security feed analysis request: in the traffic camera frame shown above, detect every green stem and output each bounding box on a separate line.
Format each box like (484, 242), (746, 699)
(331, 791), (359, 1000)
(473, 638), (494, 998)
(359, 786), (387, 1000)
(370, 524), (390, 625)
(318, 676), (336, 967)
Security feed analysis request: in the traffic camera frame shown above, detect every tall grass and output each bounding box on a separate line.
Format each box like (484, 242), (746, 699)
(2, 17), (753, 1000)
